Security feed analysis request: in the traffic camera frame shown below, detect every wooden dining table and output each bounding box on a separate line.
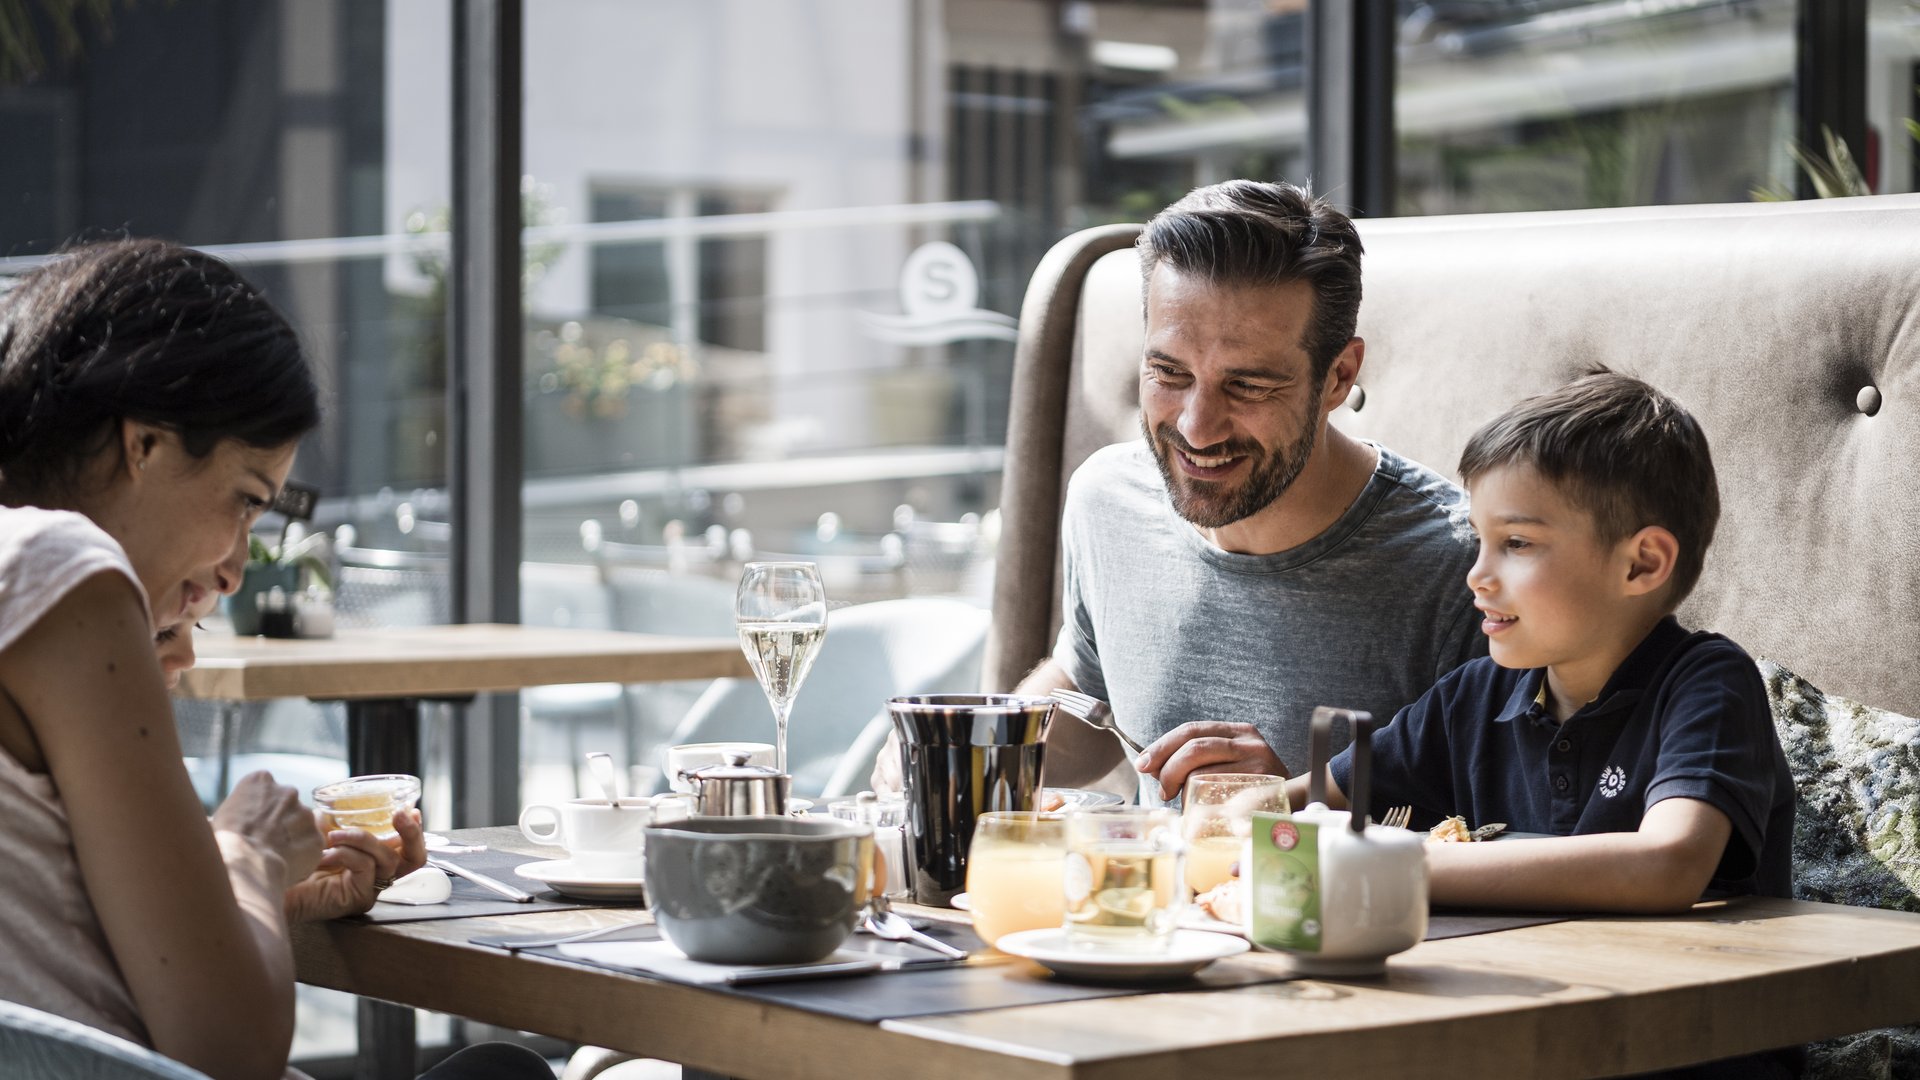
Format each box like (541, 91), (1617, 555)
(296, 826), (1920, 1080)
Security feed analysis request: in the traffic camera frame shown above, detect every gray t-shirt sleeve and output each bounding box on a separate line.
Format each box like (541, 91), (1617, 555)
(1049, 487), (1108, 700)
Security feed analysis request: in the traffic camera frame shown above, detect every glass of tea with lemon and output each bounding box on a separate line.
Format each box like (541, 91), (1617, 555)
(313, 774), (421, 840)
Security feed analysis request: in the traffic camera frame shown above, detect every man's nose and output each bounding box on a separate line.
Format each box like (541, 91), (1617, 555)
(1176, 388), (1233, 450)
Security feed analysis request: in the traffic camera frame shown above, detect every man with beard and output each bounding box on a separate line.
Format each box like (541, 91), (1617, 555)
(1027, 180), (1484, 804)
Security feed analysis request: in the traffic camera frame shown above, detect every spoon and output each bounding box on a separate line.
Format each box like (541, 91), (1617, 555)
(860, 895), (968, 960)
(586, 752), (623, 808)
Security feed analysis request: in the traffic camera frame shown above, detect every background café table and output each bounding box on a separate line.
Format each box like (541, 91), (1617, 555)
(176, 623), (752, 779)
(295, 827), (1920, 1080)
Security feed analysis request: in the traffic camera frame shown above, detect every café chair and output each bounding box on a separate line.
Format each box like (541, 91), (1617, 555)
(0, 1000), (210, 1080)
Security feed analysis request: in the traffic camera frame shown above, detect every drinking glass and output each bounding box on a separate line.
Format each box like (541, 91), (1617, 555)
(1181, 773), (1290, 896)
(1063, 807), (1184, 951)
(734, 561), (828, 775)
(312, 774), (421, 841)
(965, 811), (1067, 948)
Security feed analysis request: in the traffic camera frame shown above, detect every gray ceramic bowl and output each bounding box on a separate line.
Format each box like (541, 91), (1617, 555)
(643, 817), (875, 965)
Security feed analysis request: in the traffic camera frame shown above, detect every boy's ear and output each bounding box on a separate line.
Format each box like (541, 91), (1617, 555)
(1620, 525), (1679, 598)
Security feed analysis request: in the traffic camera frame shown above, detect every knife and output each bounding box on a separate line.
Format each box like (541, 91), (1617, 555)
(428, 857), (536, 903)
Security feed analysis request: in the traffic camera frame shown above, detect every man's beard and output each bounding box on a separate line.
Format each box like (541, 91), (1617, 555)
(1143, 401), (1321, 529)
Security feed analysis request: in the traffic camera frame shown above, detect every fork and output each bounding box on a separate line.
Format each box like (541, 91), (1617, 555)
(1048, 688), (1148, 757)
(1375, 804), (1413, 830)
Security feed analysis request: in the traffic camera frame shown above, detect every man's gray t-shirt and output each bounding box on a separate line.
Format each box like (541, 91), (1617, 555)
(1050, 440), (1485, 799)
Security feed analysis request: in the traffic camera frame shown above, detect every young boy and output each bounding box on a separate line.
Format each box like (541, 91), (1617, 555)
(1284, 369), (1795, 914)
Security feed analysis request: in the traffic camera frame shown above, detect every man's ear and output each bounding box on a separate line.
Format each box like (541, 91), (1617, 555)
(1322, 337), (1364, 416)
(1621, 525), (1679, 598)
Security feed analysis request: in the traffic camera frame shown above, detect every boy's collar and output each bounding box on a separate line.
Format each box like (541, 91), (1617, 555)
(1493, 615), (1689, 724)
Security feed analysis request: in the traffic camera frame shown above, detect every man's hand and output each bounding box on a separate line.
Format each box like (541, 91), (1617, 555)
(1137, 722), (1289, 802)
(283, 807), (427, 923)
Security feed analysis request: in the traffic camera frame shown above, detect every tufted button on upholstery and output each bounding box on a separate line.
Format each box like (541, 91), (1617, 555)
(1857, 385), (1882, 417)
(1347, 385), (1366, 412)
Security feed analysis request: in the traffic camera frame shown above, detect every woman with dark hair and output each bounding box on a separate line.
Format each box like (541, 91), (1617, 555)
(0, 239), (442, 1079)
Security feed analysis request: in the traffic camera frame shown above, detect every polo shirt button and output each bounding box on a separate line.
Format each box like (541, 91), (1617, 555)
(1556, 739), (1571, 753)
(1553, 774), (1570, 792)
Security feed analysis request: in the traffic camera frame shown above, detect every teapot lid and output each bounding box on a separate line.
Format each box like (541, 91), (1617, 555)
(688, 749), (787, 781)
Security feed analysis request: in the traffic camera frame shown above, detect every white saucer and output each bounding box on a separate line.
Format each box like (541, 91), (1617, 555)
(949, 892), (971, 911)
(994, 928), (1248, 982)
(513, 858), (648, 901)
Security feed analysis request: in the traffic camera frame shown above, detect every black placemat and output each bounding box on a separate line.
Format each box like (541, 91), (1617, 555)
(1425, 911), (1572, 940)
(356, 847), (620, 924)
(509, 922), (1297, 1023)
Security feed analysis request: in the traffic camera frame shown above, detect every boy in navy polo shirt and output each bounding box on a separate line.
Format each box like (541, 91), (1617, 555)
(1286, 369), (1795, 914)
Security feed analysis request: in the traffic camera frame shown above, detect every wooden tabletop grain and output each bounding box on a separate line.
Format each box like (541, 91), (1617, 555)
(174, 624), (753, 701)
(292, 827), (1920, 1079)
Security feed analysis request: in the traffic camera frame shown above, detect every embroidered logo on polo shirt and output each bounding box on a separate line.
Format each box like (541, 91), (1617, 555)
(1598, 765), (1627, 798)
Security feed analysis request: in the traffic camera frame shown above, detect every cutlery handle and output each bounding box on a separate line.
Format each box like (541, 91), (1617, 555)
(902, 927), (969, 960)
(429, 857), (535, 903)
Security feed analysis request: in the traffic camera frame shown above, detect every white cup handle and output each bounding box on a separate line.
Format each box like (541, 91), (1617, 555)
(518, 804), (565, 846)
(648, 793), (692, 824)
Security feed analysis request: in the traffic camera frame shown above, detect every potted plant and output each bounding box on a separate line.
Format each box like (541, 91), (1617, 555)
(231, 531), (332, 636)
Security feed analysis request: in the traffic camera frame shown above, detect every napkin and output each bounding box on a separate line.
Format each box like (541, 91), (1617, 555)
(556, 940), (884, 984)
(376, 866), (452, 905)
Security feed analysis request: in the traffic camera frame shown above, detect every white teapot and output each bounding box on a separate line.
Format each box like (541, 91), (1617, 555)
(1244, 706), (1428, 976)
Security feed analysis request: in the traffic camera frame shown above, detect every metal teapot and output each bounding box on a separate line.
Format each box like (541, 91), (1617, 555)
(684, 749), (793, 817)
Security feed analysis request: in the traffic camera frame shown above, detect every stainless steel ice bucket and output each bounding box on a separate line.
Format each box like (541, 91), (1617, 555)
(885, 693), (1053, 906)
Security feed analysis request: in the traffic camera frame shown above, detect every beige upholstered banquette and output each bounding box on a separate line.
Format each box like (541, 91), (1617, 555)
(986, 195), (1920, 719)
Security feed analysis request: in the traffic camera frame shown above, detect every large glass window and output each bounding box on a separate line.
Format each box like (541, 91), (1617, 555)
(1393, 0), (1800, 213)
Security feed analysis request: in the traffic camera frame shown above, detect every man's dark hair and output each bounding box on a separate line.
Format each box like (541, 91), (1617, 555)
(1458, 369), (1721, 608)
(1136, 180), (1364, 384)
(0, 238), (319, 499)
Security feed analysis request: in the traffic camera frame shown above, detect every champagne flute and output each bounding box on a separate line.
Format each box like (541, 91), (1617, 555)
(734, 562), (828, 775)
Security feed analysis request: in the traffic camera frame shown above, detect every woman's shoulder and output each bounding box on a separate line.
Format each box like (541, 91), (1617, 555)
(0, 507), (147, 652)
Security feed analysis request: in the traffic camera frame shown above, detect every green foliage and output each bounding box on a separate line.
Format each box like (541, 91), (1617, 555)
(248, 531), (332, 589)
(1754, 124), (1882, 202)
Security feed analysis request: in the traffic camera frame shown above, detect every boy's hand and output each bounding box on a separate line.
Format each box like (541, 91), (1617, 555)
(1137, 722), (1289, 802)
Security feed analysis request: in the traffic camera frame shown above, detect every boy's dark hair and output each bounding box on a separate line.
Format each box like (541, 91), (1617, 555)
(0, 238), (319, 500)
(1458, 369), (1721, 608)
(1137, 180), (1363, 384)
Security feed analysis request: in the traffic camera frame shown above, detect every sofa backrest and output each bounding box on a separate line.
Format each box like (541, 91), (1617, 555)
(987, 196), (1920, 717)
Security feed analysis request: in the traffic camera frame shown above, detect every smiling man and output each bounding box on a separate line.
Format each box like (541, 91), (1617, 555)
(1023, 181), (1485, 803)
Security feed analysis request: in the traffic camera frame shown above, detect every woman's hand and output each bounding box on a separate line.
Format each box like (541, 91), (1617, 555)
(210, 771), (324, 889)
(284, 808), (428, 923)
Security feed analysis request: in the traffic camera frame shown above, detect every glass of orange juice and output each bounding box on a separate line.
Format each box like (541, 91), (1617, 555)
(965, 811), (1067, 949)
(1181, 774), (1288, 896)
(313, 774), (421, 841)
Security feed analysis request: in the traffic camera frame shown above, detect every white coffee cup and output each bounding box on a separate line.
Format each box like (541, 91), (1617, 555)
(665, 742), (776, 795)
(518, 795), (689, 876)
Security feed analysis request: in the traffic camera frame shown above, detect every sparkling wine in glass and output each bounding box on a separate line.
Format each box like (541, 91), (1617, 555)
(734, 561), (827, 775)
